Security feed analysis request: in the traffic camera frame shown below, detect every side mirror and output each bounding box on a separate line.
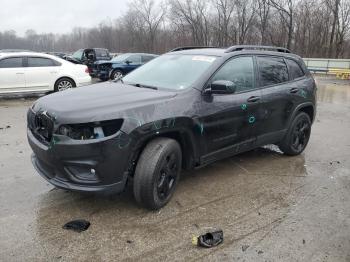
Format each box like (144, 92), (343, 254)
(204, 80), (236, 95)
(125, 60), (131, 65)
(87, 54), (94, 60)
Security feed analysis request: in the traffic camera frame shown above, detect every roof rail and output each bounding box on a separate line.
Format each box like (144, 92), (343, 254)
(170, 46), (218, 52)
(225, 45), (290, 53)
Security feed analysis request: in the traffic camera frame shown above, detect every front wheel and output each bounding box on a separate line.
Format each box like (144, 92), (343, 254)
(279, 112), (311, 156)
(133, 138), (182, 210)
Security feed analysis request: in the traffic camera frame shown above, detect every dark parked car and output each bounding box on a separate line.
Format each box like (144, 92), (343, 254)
(27, 45), (316, 210)
(92, 53), (157, 81)
(65, 48), (111, 74)
(47, 52), (67, 59)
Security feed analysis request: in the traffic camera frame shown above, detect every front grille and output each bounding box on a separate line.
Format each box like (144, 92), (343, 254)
(28, 109), (54, 143)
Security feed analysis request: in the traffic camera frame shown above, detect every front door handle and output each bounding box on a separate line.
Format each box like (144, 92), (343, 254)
(247, 96), (260, 103)
(290, 88), (299, 93)
(16, 72), (24, 75)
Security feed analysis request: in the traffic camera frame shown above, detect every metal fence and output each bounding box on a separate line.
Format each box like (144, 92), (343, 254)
(303, 58), (350, 74)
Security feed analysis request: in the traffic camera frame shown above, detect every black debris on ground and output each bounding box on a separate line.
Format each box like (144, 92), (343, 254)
(194, 229), (224, 248)
(62, 219), (90, 232)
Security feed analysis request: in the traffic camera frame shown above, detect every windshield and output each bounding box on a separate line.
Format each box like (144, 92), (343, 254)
(111, 54), (130, 62)
(123, 54), (217, 90)
(72, 49), (83, 60)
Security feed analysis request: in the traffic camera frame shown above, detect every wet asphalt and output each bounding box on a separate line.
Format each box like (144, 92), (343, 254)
(0, 76), (349, 261)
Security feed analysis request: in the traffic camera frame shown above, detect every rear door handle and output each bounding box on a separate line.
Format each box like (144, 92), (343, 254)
(290, 88), (299, 93)
(16, 72), (24, 75)
(247, 96), (260, 103)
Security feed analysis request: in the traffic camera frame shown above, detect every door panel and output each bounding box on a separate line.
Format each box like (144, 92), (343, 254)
(199, 56), (263, 156)
(257, 56), (291, 136)
(0, 57), (26, 92)
(201, 90), (262, 154)
(124, 55), (141, 73)
(24, 57), (59, 90)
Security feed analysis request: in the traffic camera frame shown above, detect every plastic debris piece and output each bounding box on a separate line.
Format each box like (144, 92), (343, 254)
(192, 229), (224, 248)
(63, 219), (90, 232)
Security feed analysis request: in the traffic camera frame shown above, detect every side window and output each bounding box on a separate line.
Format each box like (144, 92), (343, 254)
(127, 55), (141, 64)
(211, 56), (255, 93)
(95, 49), (109, 58)
(286, 59), (305, 80)
(141, 55), (155, 63)
(0, 57), (23, 68)
(257, 56), (288, 87)
(27, 57), (57, 67)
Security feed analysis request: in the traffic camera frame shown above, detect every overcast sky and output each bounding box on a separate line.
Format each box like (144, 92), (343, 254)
(0, 0), (133, 36)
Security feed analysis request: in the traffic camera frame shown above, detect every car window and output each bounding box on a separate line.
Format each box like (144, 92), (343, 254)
(211, 56), (255, 93)
(286, 59), (305, 80)
(257, 56), (288, 87)
(72, 49), (83, 60)
(141, 55), (155, 63)
(95, 49), (109, 58)
(27, 57), (57, 67)
(127, 55), (141, 64)
(0, 57), (23, 68)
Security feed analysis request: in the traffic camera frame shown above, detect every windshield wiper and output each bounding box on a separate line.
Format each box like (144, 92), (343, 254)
(133, 83), (158, 90)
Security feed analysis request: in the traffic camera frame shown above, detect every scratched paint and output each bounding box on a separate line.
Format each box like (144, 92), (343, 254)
(115, 133), (131, 149)
(300, 90), (307, 98)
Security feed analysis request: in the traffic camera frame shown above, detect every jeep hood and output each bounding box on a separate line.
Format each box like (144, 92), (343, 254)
(32, 82), (177, 124)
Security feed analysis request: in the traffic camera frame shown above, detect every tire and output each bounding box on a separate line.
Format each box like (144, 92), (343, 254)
(54, 77), (76, 92)
(110, 70), (123, 81)
(279, 112), (311, 156)
(133, 138), (182, 210)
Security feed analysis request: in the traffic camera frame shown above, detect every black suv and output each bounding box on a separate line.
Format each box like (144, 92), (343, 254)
(27, 45), (316, 210)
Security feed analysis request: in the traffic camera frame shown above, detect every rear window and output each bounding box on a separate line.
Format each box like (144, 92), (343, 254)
(0, 57), (23, 68)
(27, 57), (58, 67)
(257, 56), (288, 87)
(95, 49), (109, 58)
(286, 59), (305, 80)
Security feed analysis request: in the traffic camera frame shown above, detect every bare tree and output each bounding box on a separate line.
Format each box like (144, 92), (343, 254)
(269, 0), (296, 49)
(212, 0), (235, 46)
(129, 0), (166, 52)
(257, 0), (271, 44)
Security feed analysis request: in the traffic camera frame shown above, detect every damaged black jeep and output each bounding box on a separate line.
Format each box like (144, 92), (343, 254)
(27, 45), (316, 210)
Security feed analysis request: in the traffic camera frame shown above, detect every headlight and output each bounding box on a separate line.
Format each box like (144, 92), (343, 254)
(57, 119), (123, 140)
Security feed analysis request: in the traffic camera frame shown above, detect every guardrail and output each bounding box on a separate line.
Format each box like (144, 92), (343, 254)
(303, 58), (350, 76)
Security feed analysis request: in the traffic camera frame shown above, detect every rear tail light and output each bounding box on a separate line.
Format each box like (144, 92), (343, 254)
(85, 67), (90, 74)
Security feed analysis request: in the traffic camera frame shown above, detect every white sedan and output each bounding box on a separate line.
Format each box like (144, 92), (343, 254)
(0, 52), (91, 94)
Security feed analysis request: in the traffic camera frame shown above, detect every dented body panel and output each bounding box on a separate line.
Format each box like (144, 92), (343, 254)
(27, 48), (316, 193)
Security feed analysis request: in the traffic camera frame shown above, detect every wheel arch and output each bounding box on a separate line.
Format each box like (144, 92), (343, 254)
(289, 102), (315, 127)
(128, 128), (199, 178)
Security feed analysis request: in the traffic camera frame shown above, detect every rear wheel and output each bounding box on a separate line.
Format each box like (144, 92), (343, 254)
(133, 138), (182, 210)
(279, 112), (311, 156)
(110, 70), (123, 81)
(54, 78), (75, 92)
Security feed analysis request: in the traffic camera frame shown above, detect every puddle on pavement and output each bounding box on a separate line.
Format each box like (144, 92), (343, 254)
(31, 147), (309, 261)
(317, 80), (350, 104)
